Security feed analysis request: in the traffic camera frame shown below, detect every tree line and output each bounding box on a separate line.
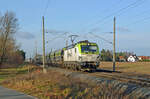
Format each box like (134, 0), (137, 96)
(100, 49), (133, 62)
(0, 11), (25, 68)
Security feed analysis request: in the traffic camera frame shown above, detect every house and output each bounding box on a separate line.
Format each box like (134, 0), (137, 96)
(138, 56), (142, 61)
(127, 55), (138, 62)
(138, 56), (150, 61)
(119, 56), (126, 62)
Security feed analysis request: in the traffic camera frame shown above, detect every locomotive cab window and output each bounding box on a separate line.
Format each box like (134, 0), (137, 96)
(81, 45), (98, 53)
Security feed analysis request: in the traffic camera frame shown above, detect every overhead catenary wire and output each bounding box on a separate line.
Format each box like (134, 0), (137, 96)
(84, 0), (148, 41)
(119, 8), (150, 27)
(98, 0), (145, 25)
(98, 1), (149, 32)
(85, 0), (124, 25)
(82, 0), (146, 32)
(116, 0), (146, 17)
(43, 0), (51, 16)
(88, 32), (113, 45)
(46, 36), (66, 44)
(119, 8), (150, 24)
(80, 0), (124, 32)
(134, 9), (150, 17)
(100, 0), (147, 26)
(124, 16), (150, 27)
(46, 32), (69, 43)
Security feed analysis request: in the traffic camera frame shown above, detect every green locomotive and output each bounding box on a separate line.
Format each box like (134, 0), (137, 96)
(49, 40), (100, 71)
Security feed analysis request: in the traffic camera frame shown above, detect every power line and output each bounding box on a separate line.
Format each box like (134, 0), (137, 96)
(117, 0), (146, 17)
(80, 0), (124, 31)
(104, 0), (145, 22)
(82, 0), (146, 32)
(119, 8), (150, 27)
(103, 0), (145, 23)
(86, 0), (147, 33)
(89, 32), (113, 45)
(134, 9), (150, 17)
(46, 32), (69, 43)
(124, 16), (150, 26)
(46, 36), (65, 44)
(43, 0), (51, 16)
(98, 1), (149, 30)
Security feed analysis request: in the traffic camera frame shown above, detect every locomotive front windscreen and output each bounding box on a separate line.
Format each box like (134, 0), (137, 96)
(81, 45), (98, 53)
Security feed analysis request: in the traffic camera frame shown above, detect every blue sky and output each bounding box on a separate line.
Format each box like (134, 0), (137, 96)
(0, 0), (150, 58)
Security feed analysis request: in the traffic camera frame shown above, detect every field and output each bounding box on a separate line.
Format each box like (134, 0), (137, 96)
(100, 62), (150, 75)
(0, 65), (37, 82)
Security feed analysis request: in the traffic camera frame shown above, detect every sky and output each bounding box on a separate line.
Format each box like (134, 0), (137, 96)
(0, 0), (150, 58)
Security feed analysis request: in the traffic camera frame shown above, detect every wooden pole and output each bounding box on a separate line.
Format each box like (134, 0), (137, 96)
(42, 16), (47, 73)
(113, 17), (116, 72)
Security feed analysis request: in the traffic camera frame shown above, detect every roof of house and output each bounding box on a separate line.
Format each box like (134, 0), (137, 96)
(138, 56), (150, 60)
(128, 55), (138, 59)
(119, 56), (125, 59)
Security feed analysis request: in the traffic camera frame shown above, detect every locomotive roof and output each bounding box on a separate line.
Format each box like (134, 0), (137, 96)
(64, 40), (97, 49)
(77, 40), (91, 43)
(76, 40), (96, 45)
(50, 40), (98, 54)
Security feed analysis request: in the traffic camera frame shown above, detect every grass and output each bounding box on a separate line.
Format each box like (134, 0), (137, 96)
(1, 69), (137, 99)
(1, 62), (150, 99)
(100, 62), (150, 74)
(0, 64), (38, 82)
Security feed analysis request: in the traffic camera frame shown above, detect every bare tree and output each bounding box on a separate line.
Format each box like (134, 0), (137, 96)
(0, 11), (18, 66)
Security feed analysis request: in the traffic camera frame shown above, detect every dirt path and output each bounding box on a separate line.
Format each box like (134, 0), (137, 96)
(0, 86), (37, 99)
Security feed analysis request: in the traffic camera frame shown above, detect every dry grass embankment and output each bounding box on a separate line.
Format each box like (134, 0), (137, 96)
(0, 64), (38, 82)
(100, 62), (150, 75)
(2, 68), (138, 99)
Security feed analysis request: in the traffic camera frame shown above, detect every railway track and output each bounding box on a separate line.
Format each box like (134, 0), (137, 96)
(88, 69), (150, 88)
(39, 64), (150, 88)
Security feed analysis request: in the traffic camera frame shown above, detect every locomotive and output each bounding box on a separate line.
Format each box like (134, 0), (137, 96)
(49, 40), (100, 71)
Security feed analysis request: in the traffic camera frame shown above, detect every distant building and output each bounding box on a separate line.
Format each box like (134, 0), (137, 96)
(138, 56), (142, 61)
(119, 56), (126, 62)
(138, 56), (150, 61)
(127, 55), (138, 62)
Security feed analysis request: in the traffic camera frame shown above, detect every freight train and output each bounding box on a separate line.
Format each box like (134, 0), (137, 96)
(49, 40), (100, 71)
